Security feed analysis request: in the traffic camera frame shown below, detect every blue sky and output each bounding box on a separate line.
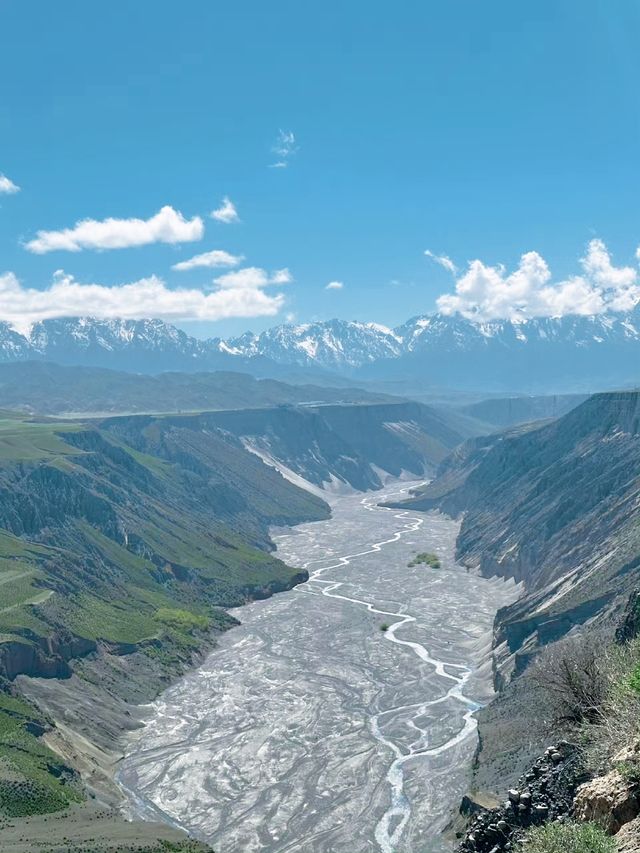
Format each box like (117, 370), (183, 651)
(1, 1), (640, 337)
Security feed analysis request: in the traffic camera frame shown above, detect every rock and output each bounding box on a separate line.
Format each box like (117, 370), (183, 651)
(614, 742), (640, 765)
(458, 742), (585, 851)
(574, 770), (640, 834)
(615, 815), (640, 852)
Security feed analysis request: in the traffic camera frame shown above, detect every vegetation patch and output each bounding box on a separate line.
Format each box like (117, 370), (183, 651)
(408, 551), (441, 568)
(155, 608), (209, 632)
(628, 659), (640, 695)
(516, 821), (615, 853)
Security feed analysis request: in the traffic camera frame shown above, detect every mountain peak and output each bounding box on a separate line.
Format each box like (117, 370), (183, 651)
(0, 312), (637, 391)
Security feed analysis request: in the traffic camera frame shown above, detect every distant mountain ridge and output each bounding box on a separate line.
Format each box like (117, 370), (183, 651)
(1, 310), (639, 391)
(0, 362), (397, 416)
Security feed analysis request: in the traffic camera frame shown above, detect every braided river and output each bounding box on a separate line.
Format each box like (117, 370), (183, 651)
(119, 481), (516, 853)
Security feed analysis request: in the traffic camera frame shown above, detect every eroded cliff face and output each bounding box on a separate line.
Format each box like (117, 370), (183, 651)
(99, 400), (476, 493)
(389, 392), (640, 811)
(399, 392), (640, 685)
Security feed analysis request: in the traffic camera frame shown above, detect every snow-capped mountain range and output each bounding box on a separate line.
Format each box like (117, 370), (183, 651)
(0, 310), (639, 392)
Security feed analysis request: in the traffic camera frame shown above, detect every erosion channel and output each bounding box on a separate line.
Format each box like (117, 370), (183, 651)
(118, 481), (517, 853)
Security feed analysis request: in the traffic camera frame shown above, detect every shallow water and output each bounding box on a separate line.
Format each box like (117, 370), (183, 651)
(119, 482), (516, 853)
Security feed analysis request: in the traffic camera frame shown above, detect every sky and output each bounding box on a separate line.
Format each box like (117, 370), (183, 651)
(1, 0), (640, 338)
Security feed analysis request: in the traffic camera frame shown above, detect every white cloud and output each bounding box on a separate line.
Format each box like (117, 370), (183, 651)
(210, 196), (240, 224)
(425, 250), (457, 274)
(24, 206), (203, 254)
(325, 280), (344, 290)
(436, 239), (640, 320)
(213, 266), (292, 289)
(269, 130), (297, 168)
(0, 174), (20, 195)
(172, 249), (243, 271)
(0, 268), (291, 334)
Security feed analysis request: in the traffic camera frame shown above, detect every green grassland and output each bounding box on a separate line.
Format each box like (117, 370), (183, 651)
(0, 418), (86, 461)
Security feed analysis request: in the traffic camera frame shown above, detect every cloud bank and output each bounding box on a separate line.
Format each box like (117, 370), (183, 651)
(0, 174), (20, 195)
(25, 206), (204, 254)
(210, 197), (240, 223)
(172, 249), (243, 271)
(0, 268), (291, 334)
(436, 239), (640, 320)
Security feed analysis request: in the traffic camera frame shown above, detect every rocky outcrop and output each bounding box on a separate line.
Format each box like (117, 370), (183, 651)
(616, 816), (640, 851)
(0, 634), (97, 681)
(458, 742), (585, 851)
(574, 770), (640, 834)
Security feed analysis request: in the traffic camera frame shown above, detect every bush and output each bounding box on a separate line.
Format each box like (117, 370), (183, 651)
(516, 821), (615, 853)
(531, 634), (609, 727)
(408, 552), (441, 568)
(585, 637), (640, 770)
(628, 660), (640, 695)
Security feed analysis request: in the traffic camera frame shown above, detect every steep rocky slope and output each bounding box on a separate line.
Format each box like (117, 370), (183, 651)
(99, 400), (478, 492)
(456, 393), (587, 429)
(400, 392), (640, 679)
(393, 392), (640, 801)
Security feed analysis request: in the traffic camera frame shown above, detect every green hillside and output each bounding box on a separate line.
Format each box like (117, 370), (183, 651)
(0, 413), (330, 828)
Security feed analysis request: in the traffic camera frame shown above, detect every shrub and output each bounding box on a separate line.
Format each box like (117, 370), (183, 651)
(628, 660), (640, 695)
(616, 759), (640, 784)
(585, 637), (640, 770)
(516, 821), (615, 853)
(380, 623), (390, 632)
(531, 634), (609, 727)
(408, 552), (441, 569)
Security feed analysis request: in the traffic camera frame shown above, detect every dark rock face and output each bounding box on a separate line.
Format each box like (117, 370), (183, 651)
(458, 742), (586, 852)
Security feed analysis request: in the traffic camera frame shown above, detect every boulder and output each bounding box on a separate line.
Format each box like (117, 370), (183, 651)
(574, 770), (640, 834)
(615, 815), (640, 852)
(613, 742), (640, 765)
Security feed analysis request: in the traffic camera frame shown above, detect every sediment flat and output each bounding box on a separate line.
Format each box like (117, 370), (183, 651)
(119, 482), (517, 853)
